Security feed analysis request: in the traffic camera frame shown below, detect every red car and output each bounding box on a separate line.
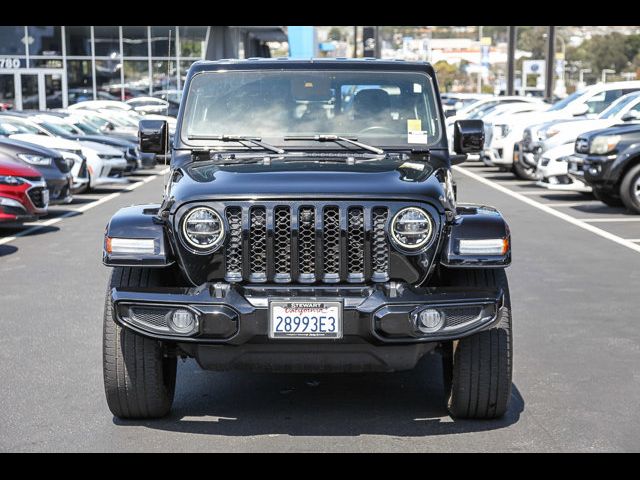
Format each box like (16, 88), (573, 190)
(0, 158), (49, 225)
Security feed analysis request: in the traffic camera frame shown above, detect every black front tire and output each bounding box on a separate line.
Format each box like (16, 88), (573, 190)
(593, 187), (624, 207)
(103, 267), (177, 419)
(620, 164), (640, 213)
(442, 269), (513, 419)
(512, 160), (538, 180)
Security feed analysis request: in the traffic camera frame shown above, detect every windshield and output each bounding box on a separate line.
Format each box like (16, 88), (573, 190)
(39, 121), (78, 136)
(599, 93), (640, 119)
(462, 99), (498, 116)
(99, 113), (135, 128)
(548, 89), (585, 111)
(182, 70), (441, 148)
(72, 119), (101, 134)
(468, 103), (503, 119)
(0, 118), (43, 135)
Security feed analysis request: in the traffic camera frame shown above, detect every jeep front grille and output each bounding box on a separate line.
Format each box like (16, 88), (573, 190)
(222, 202), (391, 284)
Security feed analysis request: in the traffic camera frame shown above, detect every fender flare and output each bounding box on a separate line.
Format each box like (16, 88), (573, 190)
(440, 204), (511, 268)
(103, 204), (174, 267)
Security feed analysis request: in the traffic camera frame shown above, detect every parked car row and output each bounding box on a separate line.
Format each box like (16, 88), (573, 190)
(0, 96), (178, 227)
(449, 81), (640, 213)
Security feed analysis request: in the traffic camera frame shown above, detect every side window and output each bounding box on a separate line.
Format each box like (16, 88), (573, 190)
(586, 90), (626, 114)
(627, 102), (640, 120)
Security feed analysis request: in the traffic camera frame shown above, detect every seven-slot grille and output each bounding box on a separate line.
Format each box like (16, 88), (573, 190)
(223, 203), (391, 284)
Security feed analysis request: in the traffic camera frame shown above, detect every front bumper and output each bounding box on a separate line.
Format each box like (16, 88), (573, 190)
(46, 175), (73, 205)
(566, 153), (615, 190)
(535, 155), (592, 192)
(110, 282), (506, 371)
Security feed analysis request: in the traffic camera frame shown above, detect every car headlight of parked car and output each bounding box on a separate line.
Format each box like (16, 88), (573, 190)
(589, 135), (621, 155)
(544, 127), (560, 138)
(390, 207), (433, 251)
(493, 124), (510, 139)
(17, 154), (52, 166)
(181, 207), (225, 252)
(0, 175), (25, 185)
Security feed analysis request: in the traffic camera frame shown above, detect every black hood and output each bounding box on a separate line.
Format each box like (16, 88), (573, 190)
(579, 122), (640, 140)
(168, 156), (447, 212)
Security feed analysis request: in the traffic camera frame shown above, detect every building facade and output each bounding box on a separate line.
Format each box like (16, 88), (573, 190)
(0, 26), (287, 110)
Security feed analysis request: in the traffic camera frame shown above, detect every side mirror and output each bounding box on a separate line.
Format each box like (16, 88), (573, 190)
(139, 119), (168, 154)
(453, 119), (484, 154)
(622, 111), (640, 122)
(444, 109), (457, 118)
(570, 103), (589, 116)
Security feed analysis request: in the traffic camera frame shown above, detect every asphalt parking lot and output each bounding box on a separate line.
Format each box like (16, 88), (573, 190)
(1, 161), (639, 452)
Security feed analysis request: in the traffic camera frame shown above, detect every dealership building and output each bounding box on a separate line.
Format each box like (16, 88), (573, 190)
(0, 26), (287, 110)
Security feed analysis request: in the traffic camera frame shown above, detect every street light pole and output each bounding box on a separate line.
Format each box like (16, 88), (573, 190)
(353, 26), (357, 58)
(507, 26), (516, 96)
(477, 25), (482, 94)
(545, 26), (556, 102)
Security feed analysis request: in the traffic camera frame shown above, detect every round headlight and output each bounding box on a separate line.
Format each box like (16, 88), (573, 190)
(181, 207), (225, 252)
(390, 207), (433, 250)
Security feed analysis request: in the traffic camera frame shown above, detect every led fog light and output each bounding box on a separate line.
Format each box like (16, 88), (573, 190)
(413, 308), (444, 334)
(169, 309), (198, 334)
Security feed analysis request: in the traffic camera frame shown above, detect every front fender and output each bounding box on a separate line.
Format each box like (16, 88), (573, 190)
(440, 204), (511, 268)
(103, 204), (174, 267)
(607, 142), (640, 181)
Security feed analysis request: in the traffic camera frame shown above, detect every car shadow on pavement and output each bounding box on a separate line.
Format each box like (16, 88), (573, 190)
(115, 354), (524, 437)
(0, 245), (18, 257)
(566, 204), (630, 215)
(0, 225), (60, 237)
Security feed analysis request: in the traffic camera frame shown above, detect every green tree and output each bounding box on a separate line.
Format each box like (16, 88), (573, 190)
(433, 60), (467, 92)
(327, 27), (344, 42)
(518, 26), (547, 59)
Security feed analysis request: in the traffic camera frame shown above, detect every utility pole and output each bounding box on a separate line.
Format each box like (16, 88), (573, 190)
(374, 26), (380, 58)
(353, 26), (357, 58)
(477, 25), (483, 94)
(507, 26), (516, 95)
(545, 26), (556, 102)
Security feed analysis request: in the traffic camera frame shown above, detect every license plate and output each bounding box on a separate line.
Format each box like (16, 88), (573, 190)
(42, 189), (50, 205)
(269, 301), (342, 339)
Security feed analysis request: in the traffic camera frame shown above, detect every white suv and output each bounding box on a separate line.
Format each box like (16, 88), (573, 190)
(482, 81), (640, 178)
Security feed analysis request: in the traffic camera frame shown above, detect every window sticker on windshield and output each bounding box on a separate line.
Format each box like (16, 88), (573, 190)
(413, 83), (422, 93)
(407, 119), (429, 144)
(407, 119), (421, 132)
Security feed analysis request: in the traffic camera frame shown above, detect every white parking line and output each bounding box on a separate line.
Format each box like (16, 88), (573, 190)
(581, 218), (640, 222)
(518, 190), (583, 195)
(542, 202), (602, 208)
(453, 165), (640, 255)
(0, 168), (169, 247)
(627, 239), (640, 242)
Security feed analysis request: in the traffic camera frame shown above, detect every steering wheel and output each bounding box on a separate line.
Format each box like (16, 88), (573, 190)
(358, 126), (395, 135)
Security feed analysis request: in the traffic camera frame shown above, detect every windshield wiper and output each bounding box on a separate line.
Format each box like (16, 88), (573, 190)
(187, 134), (285, 154)
(283, 135), (385, 155)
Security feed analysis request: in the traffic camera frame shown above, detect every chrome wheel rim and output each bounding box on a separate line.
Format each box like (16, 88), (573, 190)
(634, 176), (640, 201)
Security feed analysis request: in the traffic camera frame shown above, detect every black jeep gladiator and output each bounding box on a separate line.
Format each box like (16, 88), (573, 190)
(102, 58), (513, 420)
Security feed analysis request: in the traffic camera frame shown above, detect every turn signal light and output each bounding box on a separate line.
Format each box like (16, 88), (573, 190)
(105, 237), (155, 255)
(458, 238), (509, 256)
